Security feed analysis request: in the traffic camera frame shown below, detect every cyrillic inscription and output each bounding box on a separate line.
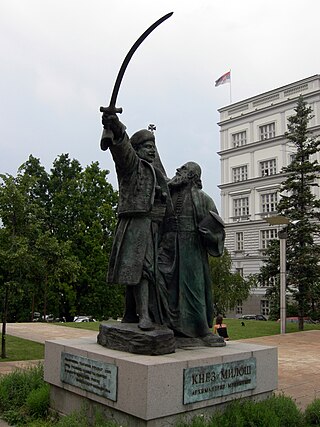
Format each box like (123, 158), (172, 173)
(183, 357), (256, 404)
(61, 352), (118, 401)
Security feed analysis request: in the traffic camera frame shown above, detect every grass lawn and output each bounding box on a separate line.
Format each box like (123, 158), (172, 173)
(223, 318), (320, 340)
(58, 321), (101, 331)
(59, 318), (320, 340)
(0, 319), (319, 363)
(0, 334), (44, 362)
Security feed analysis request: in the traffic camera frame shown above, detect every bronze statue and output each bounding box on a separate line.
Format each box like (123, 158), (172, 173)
(98, 12), (175, 342)
(102, 114), (172, 331)
(100, 115), (225, 347)
(158, 162), (225, 341)
(98, 12), (225, 352)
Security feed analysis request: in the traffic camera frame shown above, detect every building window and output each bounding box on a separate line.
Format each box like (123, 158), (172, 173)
(235, 267), (243, 277)
(233, 197), (249, 219)
(260, 159), (277, 177)
(232, 131), (247, 147)
(289, 153), (296, 164)
(268, 276), (276, 287)
(261, 300), (270, 316)
(232, 165), (248, 182)
(259, 122), (275, 140)
(235, 232), (244, 251)
(260, 276), (277, 288)
(260, 229), (278, 249)
(236, 301), (243, 315)
(261, 192), (278, 213)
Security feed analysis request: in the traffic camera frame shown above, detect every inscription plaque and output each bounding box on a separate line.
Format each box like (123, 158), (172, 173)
(61, 352), (118, 401)
(183, 357), (256, 404)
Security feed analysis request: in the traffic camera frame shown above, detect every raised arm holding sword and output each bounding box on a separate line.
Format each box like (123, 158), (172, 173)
(100, 13), (173, 331)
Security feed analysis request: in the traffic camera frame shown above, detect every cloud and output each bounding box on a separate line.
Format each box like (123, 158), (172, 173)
(1, 0), (320, 208)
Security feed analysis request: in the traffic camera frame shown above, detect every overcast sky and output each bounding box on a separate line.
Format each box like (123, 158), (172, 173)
(1, 0), (320, 209)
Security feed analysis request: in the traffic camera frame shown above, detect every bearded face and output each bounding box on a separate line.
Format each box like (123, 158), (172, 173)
(168, 166), (190, 188)
(169, 162), (202, 190)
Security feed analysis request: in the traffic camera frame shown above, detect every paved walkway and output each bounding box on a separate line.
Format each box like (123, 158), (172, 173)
(241, 330), (320, 410)
(4, 322), (97, 344)
(1, 323), (320, 412)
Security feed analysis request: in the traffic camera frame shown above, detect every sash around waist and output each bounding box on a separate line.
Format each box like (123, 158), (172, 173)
(119, 204), (167, 222)
(163, 216), (196, 232)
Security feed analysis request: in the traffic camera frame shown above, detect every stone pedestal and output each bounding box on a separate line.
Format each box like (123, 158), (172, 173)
(97, 323), (225, 355)
(44, 337), (277, 427)
(97, 323), (176, 355)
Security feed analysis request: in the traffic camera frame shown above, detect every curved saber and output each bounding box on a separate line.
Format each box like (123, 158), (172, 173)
(100, 12), (173, 150)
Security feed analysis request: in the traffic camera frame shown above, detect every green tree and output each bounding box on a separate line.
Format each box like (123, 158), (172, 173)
(258, 240), (281, 320)
(0, 154), (120, 323)
(29, 231), (81, 321)
(0, 166), (81, 323)
(0, 173), (37, 357)
(0, 174), (35, 322)
(48, 154), (83, 241)
(260, 96), (320, 330)
(73, 162), (122, 319)
(48, 156), (121, 320)
(209, 249), (253, 315)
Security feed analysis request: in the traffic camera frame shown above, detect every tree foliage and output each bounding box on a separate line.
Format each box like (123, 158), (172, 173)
(259, 96), (320, 328)
(209, 249), (253, 315)
(0, 154), (122, 322)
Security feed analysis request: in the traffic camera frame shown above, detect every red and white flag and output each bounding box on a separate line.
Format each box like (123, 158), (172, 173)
(215, 70), (231, 87)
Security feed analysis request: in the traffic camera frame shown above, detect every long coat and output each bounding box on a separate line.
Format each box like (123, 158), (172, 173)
(107, 135), (170, 286)
(158, 186), (225, 337)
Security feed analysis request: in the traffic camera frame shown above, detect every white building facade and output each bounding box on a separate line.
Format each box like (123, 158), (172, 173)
(217, 75), (320, 317)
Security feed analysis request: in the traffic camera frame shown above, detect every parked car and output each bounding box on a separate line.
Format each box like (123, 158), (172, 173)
(73, 316), (96, 323)
(32, 312), (41, 322)
(43, 314), (55, 322)
(255, 315), (268, 321)
(240, 314), (267, 321)
(32, 313), (55, 322)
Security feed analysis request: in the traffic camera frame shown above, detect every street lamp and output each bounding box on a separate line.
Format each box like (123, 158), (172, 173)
(265, 215), (289, 334)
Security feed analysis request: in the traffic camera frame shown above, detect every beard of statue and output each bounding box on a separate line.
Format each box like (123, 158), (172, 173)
(168, 174), (189, 190)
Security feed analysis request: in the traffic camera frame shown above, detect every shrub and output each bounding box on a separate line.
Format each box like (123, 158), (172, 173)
(26, 422), (55, 427)
(54, 411), (88, 427)
(217, 399), (279, 427)
(25, 383), (50, 418)
(262, 394), (304, 427)
(0, 364), (44, 412)
(179, 396), (304, 427)
(175, 414), (209, 427)
(54, 408), (123, 427)
(53, 406), (121, 427)
(2, 409), (23, 425)
(304, 399), (320, 426)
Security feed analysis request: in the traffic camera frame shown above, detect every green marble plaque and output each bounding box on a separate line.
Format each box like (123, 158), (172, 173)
(60, 352), (118, 401)
(183, 357), (256, 404)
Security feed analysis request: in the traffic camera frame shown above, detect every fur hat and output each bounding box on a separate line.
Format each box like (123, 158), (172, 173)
(130, 129), (155, 148)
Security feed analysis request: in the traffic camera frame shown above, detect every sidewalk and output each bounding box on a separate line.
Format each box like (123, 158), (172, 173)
(0, 323), (96, 376)
(241, 330), (320, 410)
(4, 322), (97, 344)
(1, 323), (320, 411)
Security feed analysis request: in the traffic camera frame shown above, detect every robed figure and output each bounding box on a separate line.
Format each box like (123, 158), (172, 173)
(158, 162), (225, 339)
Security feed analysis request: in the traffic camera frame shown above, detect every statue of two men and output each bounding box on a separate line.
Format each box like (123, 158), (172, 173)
(102, 113), (225, 341)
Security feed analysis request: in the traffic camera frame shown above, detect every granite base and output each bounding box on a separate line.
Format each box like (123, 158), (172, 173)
(44, 337), (277, 427)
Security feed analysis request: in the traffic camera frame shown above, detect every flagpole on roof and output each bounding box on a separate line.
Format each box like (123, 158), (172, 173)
(215, 70), (232, 103)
